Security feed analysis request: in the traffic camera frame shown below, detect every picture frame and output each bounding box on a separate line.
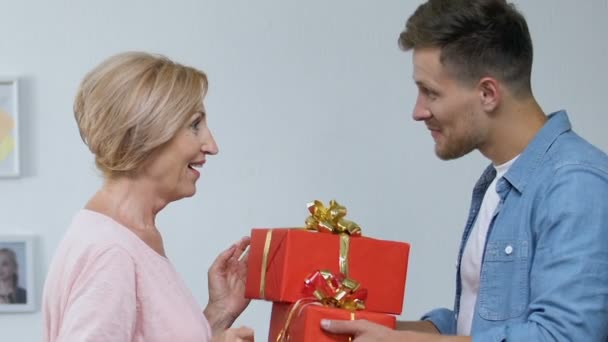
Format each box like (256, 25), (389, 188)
(0, 235), (35, 312)
(0, 78), (20, 178)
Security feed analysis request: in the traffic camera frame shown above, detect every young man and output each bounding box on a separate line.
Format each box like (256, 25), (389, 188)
(322, 0), (608, 340)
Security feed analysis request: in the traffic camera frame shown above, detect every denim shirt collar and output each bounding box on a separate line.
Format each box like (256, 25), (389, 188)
(502, 110), (572, 194)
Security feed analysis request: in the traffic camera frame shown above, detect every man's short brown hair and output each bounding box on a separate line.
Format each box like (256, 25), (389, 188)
(399, 0), (533, 97)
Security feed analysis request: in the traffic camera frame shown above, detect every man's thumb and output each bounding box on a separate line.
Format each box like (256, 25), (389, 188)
(321, 319), (366, 335)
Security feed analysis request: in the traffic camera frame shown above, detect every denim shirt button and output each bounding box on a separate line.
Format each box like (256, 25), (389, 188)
(505, 245), (513, 255)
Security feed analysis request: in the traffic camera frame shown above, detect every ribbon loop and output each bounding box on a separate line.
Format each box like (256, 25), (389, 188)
(305, 200), (362, 236)
(303, 269), (367, 311)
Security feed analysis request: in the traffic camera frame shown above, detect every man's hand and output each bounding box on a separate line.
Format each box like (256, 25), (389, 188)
(320, 319), (402, 342)
(321, 319), (470, 342)
(396, 320), (440, 333)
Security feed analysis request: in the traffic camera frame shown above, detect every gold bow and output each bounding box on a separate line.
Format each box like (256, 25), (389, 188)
(305, 200), (361, 276)
(305, 200), (362, 236)
(259, 200), (363, 298)
(276, 270), (367, 342)
(303, 270), (367, 311)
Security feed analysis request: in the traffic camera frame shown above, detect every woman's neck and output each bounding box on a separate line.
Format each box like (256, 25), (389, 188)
(85, 177), (169, 256)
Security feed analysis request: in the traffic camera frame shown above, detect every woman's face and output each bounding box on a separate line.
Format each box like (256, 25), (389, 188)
(140, 108), (219, 202)
(0, 253), (16, 282)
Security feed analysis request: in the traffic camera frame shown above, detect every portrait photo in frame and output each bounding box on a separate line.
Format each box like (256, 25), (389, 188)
(0, 78), (20, 178)
(0, 235), (35, 312)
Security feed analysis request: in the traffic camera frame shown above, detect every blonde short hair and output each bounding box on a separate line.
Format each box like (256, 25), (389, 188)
(74, 51), (208, 178)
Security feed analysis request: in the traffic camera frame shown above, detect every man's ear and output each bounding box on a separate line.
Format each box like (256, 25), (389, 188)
(477, 77), (501, 112)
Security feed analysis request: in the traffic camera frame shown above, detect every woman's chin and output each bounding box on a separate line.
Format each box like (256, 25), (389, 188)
(181, 186), (197, 198)
(167, 186), (197, 202)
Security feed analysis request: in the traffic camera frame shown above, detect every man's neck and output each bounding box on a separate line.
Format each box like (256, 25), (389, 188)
(479, 97), (547, 165)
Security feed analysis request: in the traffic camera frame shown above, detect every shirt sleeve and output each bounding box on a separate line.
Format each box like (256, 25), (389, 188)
(475, 164), (608, 341)
(420, 308), (457, 335)
(56, 246), (137, 342)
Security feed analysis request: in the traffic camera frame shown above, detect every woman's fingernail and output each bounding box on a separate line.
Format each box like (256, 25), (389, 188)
(320, 319), (330, 329)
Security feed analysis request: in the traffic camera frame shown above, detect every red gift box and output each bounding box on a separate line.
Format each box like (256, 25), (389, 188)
(245, 228), (410, 314)
(269, 302), (396, 342)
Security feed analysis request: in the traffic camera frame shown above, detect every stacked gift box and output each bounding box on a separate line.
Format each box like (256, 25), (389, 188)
(245, 200), (410, 342)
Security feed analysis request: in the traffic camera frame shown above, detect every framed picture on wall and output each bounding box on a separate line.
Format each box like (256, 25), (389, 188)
(0, 235), (35, 312)
(0, 78), (20, 178)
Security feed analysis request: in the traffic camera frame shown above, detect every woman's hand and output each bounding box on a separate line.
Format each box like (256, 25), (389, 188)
(211, 326), (254, 342)
(204, 237), (251, 333)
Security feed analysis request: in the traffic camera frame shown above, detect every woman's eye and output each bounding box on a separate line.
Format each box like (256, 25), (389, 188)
(191, 119), (201, 132)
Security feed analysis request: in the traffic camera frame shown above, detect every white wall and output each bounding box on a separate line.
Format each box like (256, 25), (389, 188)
(1, 0), (607, 340)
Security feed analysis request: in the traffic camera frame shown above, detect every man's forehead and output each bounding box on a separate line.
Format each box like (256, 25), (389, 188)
(412, 48), (449, 85)
(412, 62), (440, 87)
(413, 47), (441, 65)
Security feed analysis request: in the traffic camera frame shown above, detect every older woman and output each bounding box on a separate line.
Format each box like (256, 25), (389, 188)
(42, 52), (253, 342)
(0, 248), (27, 304)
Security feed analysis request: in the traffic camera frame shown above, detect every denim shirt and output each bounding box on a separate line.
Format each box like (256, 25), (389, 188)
(422, 111), (608, 341)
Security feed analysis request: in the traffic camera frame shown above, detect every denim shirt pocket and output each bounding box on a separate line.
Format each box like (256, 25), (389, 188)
(477, 240), (529, 321)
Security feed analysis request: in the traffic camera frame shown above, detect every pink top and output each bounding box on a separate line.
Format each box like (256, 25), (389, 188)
(42, 209), (212, 342)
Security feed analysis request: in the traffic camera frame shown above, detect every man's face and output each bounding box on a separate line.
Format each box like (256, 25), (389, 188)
(411, 48), (488, 160)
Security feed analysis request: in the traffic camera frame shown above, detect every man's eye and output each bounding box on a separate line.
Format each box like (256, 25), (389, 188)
(424, 88), (438, 99)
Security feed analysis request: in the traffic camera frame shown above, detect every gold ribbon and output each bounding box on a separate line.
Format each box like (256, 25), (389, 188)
(303, 270), (367, 311)
(275, 301), (356, 342)
(349, 312), (356, 342)
(275, 298), (316, 342)
(259, 230), (273, 298)
(276, 270), (367, 342)
(259, 200), (362, 298)
(339, 234), (350, 277)
(305, 200), (361, 277)
(305, 200), (361, 236)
